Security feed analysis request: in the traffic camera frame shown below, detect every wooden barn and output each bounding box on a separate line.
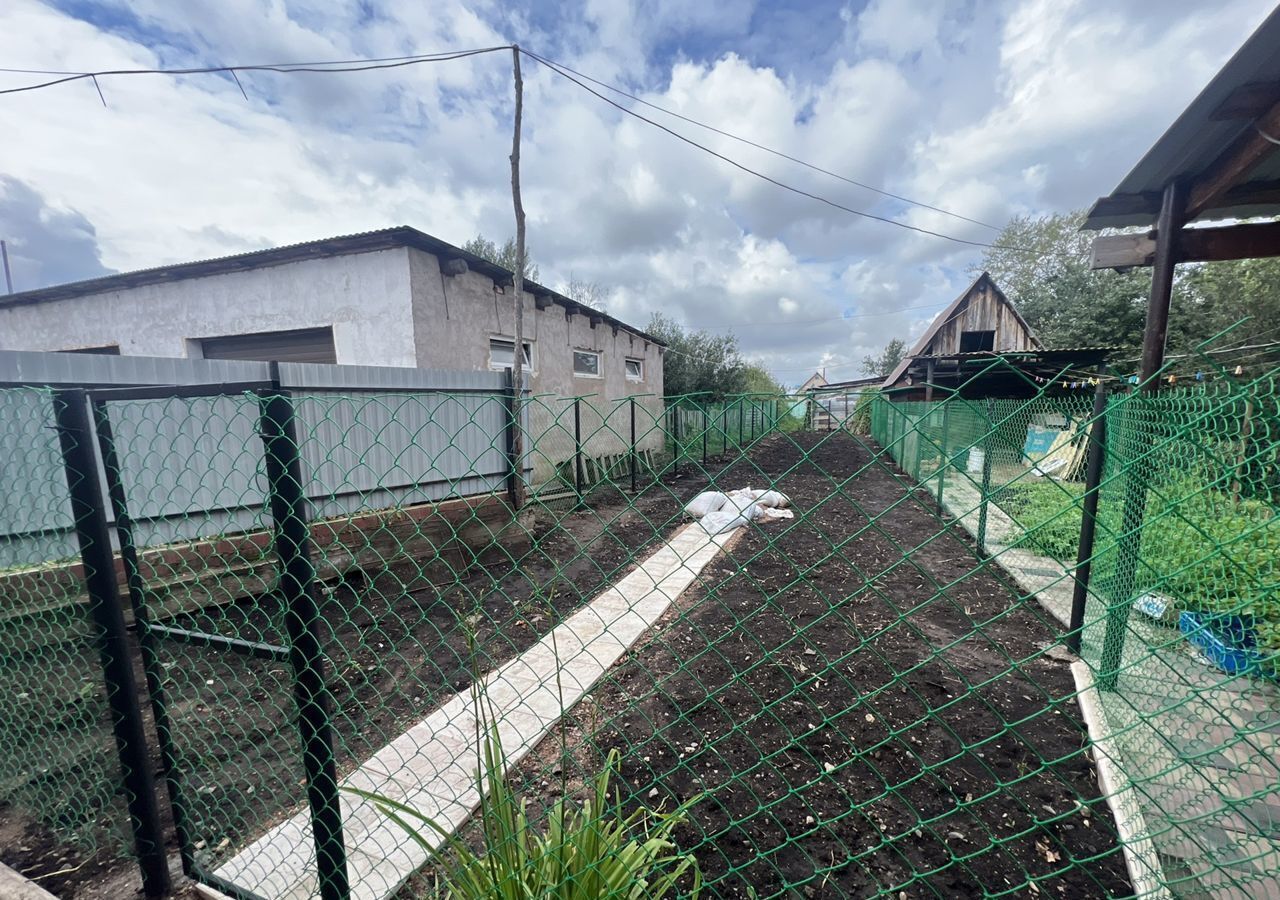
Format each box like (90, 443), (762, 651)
(879, 273), (1108, 400)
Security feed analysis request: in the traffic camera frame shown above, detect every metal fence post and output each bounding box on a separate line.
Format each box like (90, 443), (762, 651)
(91, 398), (197, 883)
(629, 396), (638, 493)
(257, 372), (349, 900)
(977, 398), (994, 555)
(936, 401), (950, 508)
(573, 396), (584, 498)
(1098, 399), (1145, 691)
(737, 399), (744, 449)
(53, 390), (172, 898)
(1068, 376), (1109, 655)
(503, 367), (521, 511)
(701, 404), (708, 466)
(672, 404), (681, 477)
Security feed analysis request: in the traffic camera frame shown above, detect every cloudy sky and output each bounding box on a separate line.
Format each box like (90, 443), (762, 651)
(0, 0), (1273, 384)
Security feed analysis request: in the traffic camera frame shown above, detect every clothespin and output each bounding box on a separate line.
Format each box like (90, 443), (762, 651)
(1128, 375), (1139, 384)
(1234, 365), (1244, 376)
(1195, 371), (1204, 381)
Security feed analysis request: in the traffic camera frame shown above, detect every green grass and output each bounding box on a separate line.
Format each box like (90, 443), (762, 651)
(998, 477), (1280, 666)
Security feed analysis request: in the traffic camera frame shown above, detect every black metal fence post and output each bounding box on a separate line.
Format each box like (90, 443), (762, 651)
(1068, 376), (1109, 655)
(671, 404), (681, 477)
(936, 401), (950, 508)
(91, 398), (196, 883)
(573, 397), (584, 498)
(701, 404), (708, 466)
(503, 367), (521, 510)
(54, 390), (172, 898)
(629, 396), (638, 493)
(976, 398), (995, 555)
(257, 372), (350, 900)
(737, 399), (744, 449)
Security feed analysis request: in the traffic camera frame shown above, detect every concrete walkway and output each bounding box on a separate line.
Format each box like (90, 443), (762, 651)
(935, 471), (1280, 899)
(202, 522), (738, 900)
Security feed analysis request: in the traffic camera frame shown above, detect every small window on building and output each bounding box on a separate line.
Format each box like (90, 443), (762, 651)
(959, 330), (995, 353)
(489, 338), (533, 371)
(573, 349), (601, 377)
(625, 358), (643, 381)
(61, 344), (121, 355)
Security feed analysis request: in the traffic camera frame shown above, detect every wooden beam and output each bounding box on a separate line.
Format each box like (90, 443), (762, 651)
(1210, 81), (1280, 120)
(533, 293), (552, 310)
(1139, 182), (1186, 387)
(1185, 99), (1280, 221)
(1090, 220), (1280, 269)
(1086, 179), (1280, 228)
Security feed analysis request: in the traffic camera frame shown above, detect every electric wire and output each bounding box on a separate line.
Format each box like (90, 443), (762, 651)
(518, 48), (1029, 253)
(521, 49), (1002, 231)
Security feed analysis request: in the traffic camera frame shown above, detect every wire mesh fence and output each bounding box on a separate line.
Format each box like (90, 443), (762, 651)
(1, 354), (1277, 899)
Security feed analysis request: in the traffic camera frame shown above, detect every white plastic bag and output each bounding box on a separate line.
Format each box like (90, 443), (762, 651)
(684, 491), (727, 517)
(700, 507), (752, 534)
(754, 490), (790, 509)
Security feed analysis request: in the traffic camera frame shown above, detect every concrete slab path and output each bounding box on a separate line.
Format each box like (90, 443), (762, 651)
(204, 522), (738, 900)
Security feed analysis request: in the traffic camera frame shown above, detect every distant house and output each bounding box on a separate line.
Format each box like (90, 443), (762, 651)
(798, 370), (829, 393)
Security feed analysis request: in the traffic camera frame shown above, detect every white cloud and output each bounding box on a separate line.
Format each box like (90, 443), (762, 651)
(0, 0), (1273, 387)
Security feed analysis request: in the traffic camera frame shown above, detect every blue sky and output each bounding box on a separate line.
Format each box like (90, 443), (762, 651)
(0, 0), (1274, 382)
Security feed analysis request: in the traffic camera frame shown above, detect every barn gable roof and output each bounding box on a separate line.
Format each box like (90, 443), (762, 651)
(880, 272), (1041, 389)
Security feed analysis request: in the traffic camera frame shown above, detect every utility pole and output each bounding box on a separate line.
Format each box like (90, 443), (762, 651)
(1, 240), (13, 294)
(508, 46), (527, 508)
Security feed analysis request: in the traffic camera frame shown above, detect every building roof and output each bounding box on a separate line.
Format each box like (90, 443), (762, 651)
(0, 226), (665, 346)
(1083, 7), (1280, 230)
(881, 272), (1040, 388)
(812, 375), (882, 392)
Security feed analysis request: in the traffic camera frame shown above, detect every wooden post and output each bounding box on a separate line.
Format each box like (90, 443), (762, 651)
(924, 358), (936, 403)
(508, 46), (527, 510)
(1099, 180), (1186, 692)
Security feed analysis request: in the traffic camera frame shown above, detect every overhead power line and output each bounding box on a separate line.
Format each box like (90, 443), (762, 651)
(521, 51), (1001, 232)
(0, 43), (1022, 251)
(517, 49), (1026, 253)
(0, 46), (514, 96)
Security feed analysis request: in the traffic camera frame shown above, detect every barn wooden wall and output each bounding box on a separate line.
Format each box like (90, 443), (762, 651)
(921, 280), (1037, 356)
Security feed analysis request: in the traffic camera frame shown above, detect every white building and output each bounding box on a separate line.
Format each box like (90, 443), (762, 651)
(0, 227), (667, 484)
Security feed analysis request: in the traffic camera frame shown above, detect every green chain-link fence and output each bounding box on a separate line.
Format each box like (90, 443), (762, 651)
(1, 352), (1277, 899)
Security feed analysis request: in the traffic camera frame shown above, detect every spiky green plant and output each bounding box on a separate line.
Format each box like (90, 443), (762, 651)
(347, 726), (701, 899)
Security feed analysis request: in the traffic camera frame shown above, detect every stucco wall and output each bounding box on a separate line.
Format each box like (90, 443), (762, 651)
(406, 248), (665, 484)
(0, 248), (418, 366)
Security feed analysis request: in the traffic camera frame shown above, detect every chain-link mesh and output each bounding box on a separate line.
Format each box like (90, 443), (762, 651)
(3, 354), (1277, 898)
(0, 389), (135, 886)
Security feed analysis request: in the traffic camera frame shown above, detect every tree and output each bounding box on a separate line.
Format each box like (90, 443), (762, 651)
(461, 234), (539, 282)
(861, 337), (907, 377)
(976, 210), (1280, 372)
(646, 313), (748, 399)
(741, 363), (783, 395)
(562, 276), (612, 312)
(975, 210), (1155, 355)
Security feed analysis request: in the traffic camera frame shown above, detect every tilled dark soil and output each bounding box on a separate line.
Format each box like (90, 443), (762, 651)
(0, 466), (716, 898)
(512, 432), (1131, 898)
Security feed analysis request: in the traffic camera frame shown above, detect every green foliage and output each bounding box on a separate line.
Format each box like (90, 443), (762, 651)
(977, 210), (1280, 372)
(348, 727), (701, 900)
(1001, 480), (1086, 561)
(847, 390), (877, 435)
(1001, 476), (1280, 655)
(861, 338), (906, 378)
(461, 234), (540, 282)
(646, 313), (748, 399)
(741, 363), (783, 395)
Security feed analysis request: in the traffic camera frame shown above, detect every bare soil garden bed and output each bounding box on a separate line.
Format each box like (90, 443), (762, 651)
(503, 432), (1132, 898)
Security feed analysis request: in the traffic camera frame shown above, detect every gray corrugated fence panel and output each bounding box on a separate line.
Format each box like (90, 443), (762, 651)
(0, 349), (269, 388)
(0, 350), (525, 395)
(278, 362), (516, 394)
